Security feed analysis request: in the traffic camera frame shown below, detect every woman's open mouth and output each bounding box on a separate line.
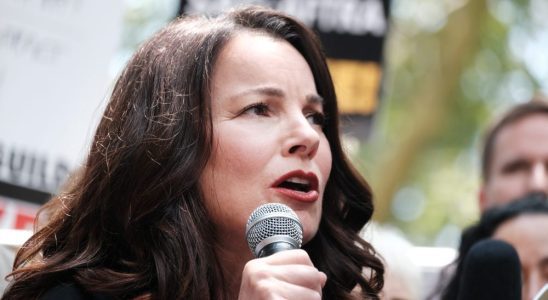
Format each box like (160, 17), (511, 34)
(272, 170), (319, 202)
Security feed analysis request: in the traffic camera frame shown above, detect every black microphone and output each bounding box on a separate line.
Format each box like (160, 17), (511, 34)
(245, 203), (303, 258)
(457, 239), (521, 300)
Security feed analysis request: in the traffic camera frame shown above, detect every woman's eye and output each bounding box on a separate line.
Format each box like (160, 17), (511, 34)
(306, 112), (325, 127)
(241, 102), (270, 116)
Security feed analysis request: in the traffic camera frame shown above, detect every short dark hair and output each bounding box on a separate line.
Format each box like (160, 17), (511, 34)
(481, 97), (548, 181)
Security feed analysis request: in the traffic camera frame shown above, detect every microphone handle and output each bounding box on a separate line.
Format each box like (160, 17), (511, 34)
(258, 242), (296, 258)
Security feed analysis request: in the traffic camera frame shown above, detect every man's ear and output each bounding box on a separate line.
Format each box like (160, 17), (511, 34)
(478, 185), (488, 213)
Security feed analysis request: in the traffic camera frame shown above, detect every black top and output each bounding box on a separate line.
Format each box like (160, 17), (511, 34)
(40, 282), (112, 300)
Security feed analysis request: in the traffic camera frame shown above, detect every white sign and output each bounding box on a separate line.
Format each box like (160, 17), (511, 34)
(0, 0), (123, 194)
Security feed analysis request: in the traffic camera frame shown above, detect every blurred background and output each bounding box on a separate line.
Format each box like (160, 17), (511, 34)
(363, 0), (548, 248)
(1, 0), (547, 294)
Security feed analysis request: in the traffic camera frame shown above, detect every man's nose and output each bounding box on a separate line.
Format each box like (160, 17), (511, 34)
(529, 162), (548, 195)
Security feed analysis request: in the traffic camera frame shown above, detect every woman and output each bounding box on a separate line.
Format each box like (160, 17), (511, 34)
(435, 193), (548, 300)
(3, 6), (384, 299)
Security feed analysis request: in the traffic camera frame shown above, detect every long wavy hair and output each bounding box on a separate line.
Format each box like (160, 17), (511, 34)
(3, 6), (383, 299)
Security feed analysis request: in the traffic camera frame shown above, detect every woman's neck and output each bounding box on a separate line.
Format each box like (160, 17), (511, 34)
(215, 241), (254, 299)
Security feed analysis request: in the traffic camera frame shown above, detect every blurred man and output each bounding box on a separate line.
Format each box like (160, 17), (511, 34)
(479, 98), (548, 212)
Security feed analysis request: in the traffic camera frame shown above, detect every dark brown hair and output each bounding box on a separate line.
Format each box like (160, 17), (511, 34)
(481, 97), (548, 181)
(3, 6), (383, 299)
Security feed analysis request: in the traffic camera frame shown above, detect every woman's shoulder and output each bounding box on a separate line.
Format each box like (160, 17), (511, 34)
(40, 281), (112, 300)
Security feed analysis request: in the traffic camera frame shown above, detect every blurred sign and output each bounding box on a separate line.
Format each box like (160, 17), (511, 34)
(0, 196), (39, 230)
(179, 0), (390, 139)
(0, 0), (123, 213)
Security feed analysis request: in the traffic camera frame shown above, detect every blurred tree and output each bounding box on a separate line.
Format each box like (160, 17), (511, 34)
(357, 0), (546, 246)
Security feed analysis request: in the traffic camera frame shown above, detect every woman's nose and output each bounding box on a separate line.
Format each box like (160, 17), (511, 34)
(282, 114), (321, 159)
(524, 271), (545, 300)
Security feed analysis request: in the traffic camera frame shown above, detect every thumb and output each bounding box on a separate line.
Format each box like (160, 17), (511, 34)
(319, 271), (327, 288)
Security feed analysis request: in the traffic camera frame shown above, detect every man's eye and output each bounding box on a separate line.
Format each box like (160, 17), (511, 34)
(241, 102), (270, 116)
(306, 112), (325, 126)
(502, 160), (530, 174)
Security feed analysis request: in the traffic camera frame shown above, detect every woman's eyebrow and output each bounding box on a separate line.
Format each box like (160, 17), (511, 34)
(230, 86), (324, 105)
(230, 86), (285, 99)
(306, 94), (324, 105)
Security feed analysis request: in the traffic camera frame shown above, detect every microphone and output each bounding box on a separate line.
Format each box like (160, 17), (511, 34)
(245, 203), (303, 258)
(457, 239), (521, 300)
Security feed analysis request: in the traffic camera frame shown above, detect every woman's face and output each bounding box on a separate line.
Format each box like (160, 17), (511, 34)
(493, 214), (548, 300)
(200, 31), (332, 256)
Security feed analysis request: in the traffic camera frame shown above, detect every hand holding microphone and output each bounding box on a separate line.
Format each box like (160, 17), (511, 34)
(238, 203), (327, 299)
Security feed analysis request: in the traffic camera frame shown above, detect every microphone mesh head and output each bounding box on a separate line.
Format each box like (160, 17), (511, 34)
(245, 203), (303, 257)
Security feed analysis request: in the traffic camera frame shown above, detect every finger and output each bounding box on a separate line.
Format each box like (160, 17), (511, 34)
(273, 265), (326, 291)
(262, 249), (313, 266)
(242, 259), (325, 293)
(239, 264), (323, 300)
(272, 278), (323, 300)
(319, 271), (327, 288)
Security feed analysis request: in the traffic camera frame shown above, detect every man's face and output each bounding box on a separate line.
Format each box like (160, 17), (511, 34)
(480, 114), (548, 212)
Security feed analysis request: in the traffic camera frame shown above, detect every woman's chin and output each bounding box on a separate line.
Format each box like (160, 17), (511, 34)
(302, 223), (320, 245)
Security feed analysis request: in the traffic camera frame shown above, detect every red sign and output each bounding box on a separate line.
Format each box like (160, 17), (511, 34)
(0, 197), (39, 230)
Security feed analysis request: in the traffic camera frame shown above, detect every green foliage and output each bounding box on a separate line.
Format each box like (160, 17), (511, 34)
(358, 0), (547, 246)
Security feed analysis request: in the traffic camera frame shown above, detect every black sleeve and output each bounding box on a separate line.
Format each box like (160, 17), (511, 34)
(40, 282), (112, 300)
(40, 282), (88, 300)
